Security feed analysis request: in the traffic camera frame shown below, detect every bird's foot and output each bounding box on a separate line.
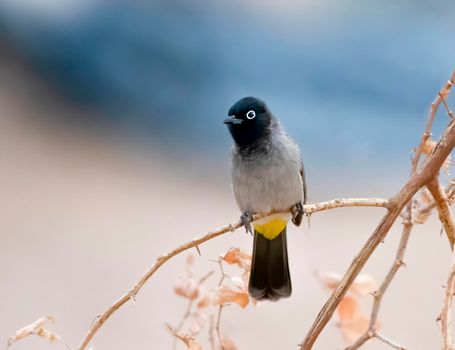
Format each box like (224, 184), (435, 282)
(240, 211), (254, 235)
(291, 201), (304, 226)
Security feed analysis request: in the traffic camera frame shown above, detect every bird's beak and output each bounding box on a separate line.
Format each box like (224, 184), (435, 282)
(223, 116), (243, 125)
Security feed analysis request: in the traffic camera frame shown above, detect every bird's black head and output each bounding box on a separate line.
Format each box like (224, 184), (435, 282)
(224, 97), (272, 147)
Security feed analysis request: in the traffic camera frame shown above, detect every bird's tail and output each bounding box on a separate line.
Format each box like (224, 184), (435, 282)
(248, 227), (292, 301)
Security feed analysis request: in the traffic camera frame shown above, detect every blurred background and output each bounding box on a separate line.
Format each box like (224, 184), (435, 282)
(1, 0), (455, 349)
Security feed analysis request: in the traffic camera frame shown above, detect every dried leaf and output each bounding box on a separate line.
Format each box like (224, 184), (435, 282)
(350, 274), (378, 296)
(421, 138), (437, 155)
(318, 271), (380, 343)
(213, 285), (249, 308)
(174, 277), (200, 300)
(196, 291), (212, 309)
(337, 295), (360, 322)
(221, 248), (252, 271)
(318, 272), (343, 291)
(420, 188), (433, 205)
(186, 254), (196, 266)
(35, 328), (61, 343)
(414, 209), (432, 224)
(337, 296), (370, 343)
(221, 337), (238, 350)
(189, 312), (206, 335)
(230, 276), (246, 290)
(166, 324), (202, 350)
(7, 316), (61, 346)
(319, 272), (377, 296)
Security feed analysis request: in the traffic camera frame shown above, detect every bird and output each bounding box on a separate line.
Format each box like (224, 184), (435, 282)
(224, 97), (307, 301)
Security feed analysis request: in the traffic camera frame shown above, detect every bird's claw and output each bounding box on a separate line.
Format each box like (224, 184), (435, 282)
(240, 211), (253, 235)
(291, 201), (305, 226)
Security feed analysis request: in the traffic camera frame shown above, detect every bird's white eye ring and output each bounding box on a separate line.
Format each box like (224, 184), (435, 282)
(246, 110), (256, 119)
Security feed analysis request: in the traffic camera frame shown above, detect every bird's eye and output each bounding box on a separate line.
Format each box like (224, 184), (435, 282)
(246, 110), (256, 119)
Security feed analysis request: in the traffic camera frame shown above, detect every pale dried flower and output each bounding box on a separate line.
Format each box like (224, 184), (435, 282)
(7, 316), (61, 347)
(174, 277), (200, 300)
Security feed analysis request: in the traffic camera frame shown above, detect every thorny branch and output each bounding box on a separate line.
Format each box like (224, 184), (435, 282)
(172, 271), (214, 350)
(345, 221), (412, 350)
(77, 198), (389, 350)
(73, 72), (455, 350)
(301, 70), (455, 350)
(428, 178), (455, 249)
(344, 72), (455, 350)
(442, 250), (455, 350)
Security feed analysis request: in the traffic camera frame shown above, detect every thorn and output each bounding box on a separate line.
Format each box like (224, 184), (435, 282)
(90, 314), (102, 327)
(396, 259), (406, 268)
(195, 245), (201, 256)
(130, 294), (137, 305)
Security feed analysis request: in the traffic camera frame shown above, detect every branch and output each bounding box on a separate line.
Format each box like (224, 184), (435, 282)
(442, 251), (455, 350)
(375, 332), (407, 350)
(345, 220), (412, 350)
(345, 74), (455, 349)
(428, 178), (455, 249)
(415, 182), (455, 224)
(77, 197), (388, 350)
(300, 115), (455, 349)
(411, 70), (455, 175)
(304, 198), (391, 214)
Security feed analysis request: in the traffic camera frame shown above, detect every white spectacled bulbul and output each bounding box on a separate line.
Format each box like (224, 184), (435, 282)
(224, 97), (306, 301)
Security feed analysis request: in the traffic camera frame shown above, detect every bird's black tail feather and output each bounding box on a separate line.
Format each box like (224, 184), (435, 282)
(248, 227), (292, 301)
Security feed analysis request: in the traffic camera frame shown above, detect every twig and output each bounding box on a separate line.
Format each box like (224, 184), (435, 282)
(345, 221), (412, 350)
(301, 70), (455, 350)
(375, 332), (407, 350)
(440, 92), (455, 120)
(173, 300), (194, 350)
(411, 70), (455, 175)
(441, 251), (455, 350)
(77, 198), (388, 350)
(208, 315), (216, 350)
(304, 198), (391, 214)
(165, 324), (202, 349)
(415, 182), (455, 223)
(172, 270), (213, 349)
(216, 305), (225, 350)
(428, 178), (455, 249)
(300, 111), (455, 349)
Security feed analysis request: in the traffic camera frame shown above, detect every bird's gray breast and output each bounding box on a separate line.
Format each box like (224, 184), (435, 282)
(230, 135), (303, 213)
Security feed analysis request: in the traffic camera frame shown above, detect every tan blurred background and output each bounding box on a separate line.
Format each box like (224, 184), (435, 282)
(1, 1), (455, 349)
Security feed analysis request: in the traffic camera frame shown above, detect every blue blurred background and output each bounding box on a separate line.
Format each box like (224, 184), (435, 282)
(1, 1), (455, 349)
(1, 0), (454, 175)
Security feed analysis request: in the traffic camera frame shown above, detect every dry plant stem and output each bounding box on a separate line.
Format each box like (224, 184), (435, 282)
(216, 305), (225, 350)
(172, 300), (194, 350)
(375, 332), (406, 350)
(412, 70), (455, 173)
(301, 117), (455, 350)
(417, 183), (455, 221)
(209, 315), (216, 350)
(304, 198), (390, 214)
(345, 221), (413, 350)
(427, 178), (455, 248)
(172, 269), (214, 348)
(347, 71), (455, 350)
(440, 93), (455, 120)
(442, 250), (455, 350)
(77, 198), (389, 350)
